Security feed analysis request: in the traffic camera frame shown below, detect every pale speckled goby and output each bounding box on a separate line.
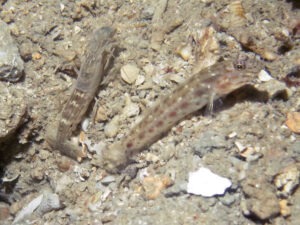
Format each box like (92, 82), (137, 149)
(46, 26), (116, 160)
(100, 57), (263, 173)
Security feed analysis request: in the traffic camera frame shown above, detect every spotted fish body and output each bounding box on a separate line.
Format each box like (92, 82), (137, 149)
(101, 60), (262, 172)
(46, 27), (116, 160)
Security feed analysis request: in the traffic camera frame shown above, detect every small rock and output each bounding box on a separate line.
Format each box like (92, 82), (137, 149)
(30, 168), (44, 182)
(38, 149), (51, 161)
(135, 75), (145, 86)
(141, 175), (173, 200)
(101, 175), (116, 185)
(163, 182), (187, 197)
(274, 164), (299, 198)
(219, 192), (237, 206)
(120, 63), (140, 84)
(36, 193), (61, 215)
(101, 213), (117, 224)
(32, 52), (42, 60)
(167, 74), (185, 84)
(95, 106), (108, 122)
(54, 175), (73, 194)
(141, 6), (155, 20)
(279, 199), (291, 217)
(55, 49), (77, 61)
(104, 116), (120, 138)
(57, 157), (74, 172)
(290, 141), (300, 154)
(286, 112), (300, 134)
(193, 131), (227, 157)
(255, 79), (290, 100)
(0, 20), (24, 82)
(145, 153), (160, 163)
(241, 177), (280, 220)
(122, 102), (140, 118)
(0, 83), (27, 144)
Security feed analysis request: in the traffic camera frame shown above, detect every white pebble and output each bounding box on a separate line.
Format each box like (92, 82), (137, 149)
(258, 70), (273, 82)
(187, 167), (232, 197)
(121, 63), (140, 84)
(81, 118), (89, 132)
(176, 44), (192, 61)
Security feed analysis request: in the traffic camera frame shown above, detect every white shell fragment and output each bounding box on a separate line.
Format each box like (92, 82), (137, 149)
(258, 70), (273, 82)
(13, 194), (43, 224)
(121, 63), (140, 84)
(81, 118), (90, 132)
(187, 167), (232, 197)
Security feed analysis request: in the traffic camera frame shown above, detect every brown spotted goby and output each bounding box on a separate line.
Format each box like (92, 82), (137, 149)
(100, 59), (262, 173)
(46, 26), (116, 160)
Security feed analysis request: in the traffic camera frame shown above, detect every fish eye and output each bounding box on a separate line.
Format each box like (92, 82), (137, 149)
(235, 63), (246, 70)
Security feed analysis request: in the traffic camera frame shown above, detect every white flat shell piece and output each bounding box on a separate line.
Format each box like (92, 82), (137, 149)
(187, 167), (232, 197)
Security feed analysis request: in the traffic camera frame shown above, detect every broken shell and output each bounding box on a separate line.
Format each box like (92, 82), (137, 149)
(228, 1), (246, 19)
(141, 175), (173, 200)
(192, 26), (219, 73)
(216, 1), (246, 29)
(121, 63), (140, 84)
(286, 112), (300, 133)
